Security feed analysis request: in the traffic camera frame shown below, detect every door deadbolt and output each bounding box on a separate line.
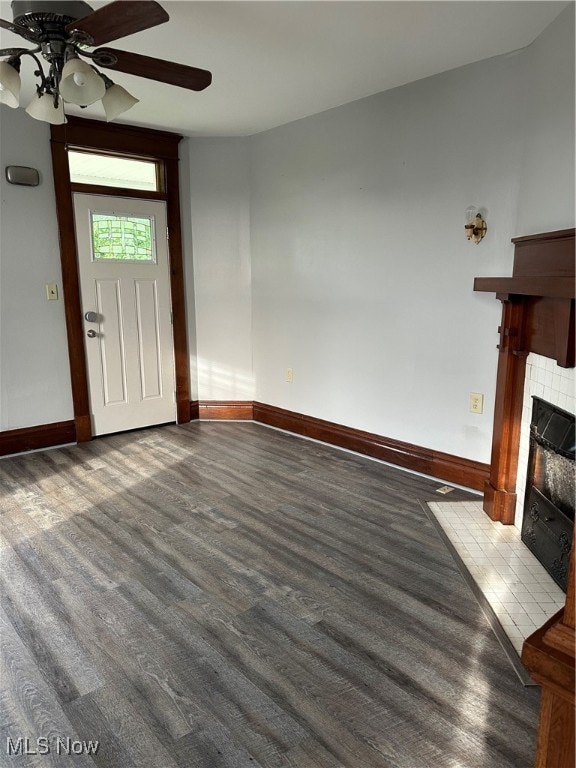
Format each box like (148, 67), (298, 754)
(86, 329), (97, 338)
(84, 311), (99, 323)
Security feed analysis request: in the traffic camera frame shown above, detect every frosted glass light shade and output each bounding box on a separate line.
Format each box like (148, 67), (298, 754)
(60, 58), (105, 105)
(102, 83), (139, 121)
(465, 206), (477, 226)
(0, 61), (21, 108)
(25, 93), (66, 124)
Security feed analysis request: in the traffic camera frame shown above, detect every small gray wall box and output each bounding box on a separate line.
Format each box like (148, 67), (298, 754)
(5, 166), (40, 186)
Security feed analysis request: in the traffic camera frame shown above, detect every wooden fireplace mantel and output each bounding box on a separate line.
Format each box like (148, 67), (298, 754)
(474, 227), (575, 525)
(475, 228), (575, 768)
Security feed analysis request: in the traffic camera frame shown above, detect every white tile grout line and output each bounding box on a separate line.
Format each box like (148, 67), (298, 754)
(425, 499), (565, 686)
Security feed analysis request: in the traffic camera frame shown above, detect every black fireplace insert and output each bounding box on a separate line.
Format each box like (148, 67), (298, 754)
(521, 397), (575, 592)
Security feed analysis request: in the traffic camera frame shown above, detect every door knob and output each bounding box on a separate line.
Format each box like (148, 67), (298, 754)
(84, 311), (99, 323)
(87, 329), (97, 338)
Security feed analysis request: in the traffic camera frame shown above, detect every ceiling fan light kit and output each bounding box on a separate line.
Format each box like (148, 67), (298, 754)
(0, 58), (20, 106)
(101, 80), (138, 122)
(25, 88), (65, 122)
(0, 0), (212, 124)
(59, 55), (106, 106)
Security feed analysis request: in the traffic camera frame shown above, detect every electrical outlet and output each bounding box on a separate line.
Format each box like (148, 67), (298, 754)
(46, 283), (58, 301)
(469, 392), (484, 414)
(285, 367), (293, 383)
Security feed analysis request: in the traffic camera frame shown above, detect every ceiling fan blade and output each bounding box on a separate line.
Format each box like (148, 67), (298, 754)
(0, 18), (41, 44)
(94, 48), (212, 92)
(65, 1), (169, 46)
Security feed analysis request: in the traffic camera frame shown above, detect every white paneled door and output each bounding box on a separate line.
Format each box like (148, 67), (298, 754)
(73, 194), (175, 436)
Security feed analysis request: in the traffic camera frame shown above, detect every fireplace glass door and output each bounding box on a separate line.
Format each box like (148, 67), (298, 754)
(521, 397), (575, 592)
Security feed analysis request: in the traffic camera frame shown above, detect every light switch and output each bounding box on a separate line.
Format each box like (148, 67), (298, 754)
(46, 283), (59, 301)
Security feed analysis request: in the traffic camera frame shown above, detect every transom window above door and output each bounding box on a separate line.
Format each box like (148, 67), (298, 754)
(68, 150), (159, 192)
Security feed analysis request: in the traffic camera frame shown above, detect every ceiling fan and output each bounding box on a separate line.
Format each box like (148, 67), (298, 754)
(0, 0), (212, 123)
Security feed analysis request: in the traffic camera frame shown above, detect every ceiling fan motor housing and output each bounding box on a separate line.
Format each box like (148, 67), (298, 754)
(11, 1), (93, 29)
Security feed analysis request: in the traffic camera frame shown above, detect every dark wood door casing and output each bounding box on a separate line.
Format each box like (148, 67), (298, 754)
(50, 117), (191, 441)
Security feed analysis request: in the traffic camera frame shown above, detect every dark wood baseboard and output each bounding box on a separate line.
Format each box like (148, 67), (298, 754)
(1, 404), (489, 491)
(0, 420), (76, 457)
(253, 402), (489, 492)
(197, 401), (254, 420)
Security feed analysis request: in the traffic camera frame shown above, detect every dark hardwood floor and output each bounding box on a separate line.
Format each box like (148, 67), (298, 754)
(0, 422), (539, 767)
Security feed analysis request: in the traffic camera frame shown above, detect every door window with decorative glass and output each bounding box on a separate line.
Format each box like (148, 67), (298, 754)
(90, 212), (156, 263)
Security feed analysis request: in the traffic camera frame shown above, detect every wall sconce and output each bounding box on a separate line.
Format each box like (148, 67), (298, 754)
(465, 206), (487, 244)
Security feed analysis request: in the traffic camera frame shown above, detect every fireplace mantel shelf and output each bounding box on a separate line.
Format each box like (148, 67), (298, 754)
(474, 275), (574, 300)
(475, 227), (574, 301)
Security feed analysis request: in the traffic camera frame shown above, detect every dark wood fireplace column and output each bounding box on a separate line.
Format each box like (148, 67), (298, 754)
(474, 228), (575, 524)
(482, 294), (529, 523)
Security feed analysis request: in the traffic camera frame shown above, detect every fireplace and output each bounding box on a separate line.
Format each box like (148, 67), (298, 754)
(474, 228), (575, 768)
(474, 228), (575, 524)
(521, 397), (575, 591)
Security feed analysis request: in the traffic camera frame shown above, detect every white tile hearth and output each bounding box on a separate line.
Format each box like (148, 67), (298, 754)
(427, 499), (565, 682)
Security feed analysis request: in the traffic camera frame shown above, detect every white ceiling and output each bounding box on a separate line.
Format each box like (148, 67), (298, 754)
(0, 1), (569, 136)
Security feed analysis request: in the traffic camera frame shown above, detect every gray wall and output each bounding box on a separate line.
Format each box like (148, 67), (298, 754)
(1, 5), (574, 470)
(185, 138), (254, 401)
(0, 110), (72, 430)
(516, 3), (575, 233)
(248, 51), (527, 463)
(191, 4), (574, 464)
